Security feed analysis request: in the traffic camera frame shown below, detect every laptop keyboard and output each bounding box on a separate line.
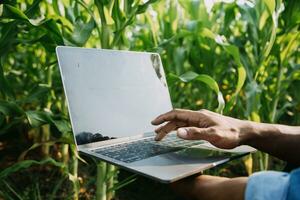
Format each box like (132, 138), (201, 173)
(92, 135), (204, 163)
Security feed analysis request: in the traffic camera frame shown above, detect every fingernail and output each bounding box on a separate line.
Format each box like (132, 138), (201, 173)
(177, 128), (187, 138)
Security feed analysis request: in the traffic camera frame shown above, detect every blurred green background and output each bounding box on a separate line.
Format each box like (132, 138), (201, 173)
(0, 0), (299, 199)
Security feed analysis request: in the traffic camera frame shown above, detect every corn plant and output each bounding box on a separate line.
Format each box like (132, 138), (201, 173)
(128, 0), (299, 173)
(0, 0), (299, 199)
(1, 0), (158, 199)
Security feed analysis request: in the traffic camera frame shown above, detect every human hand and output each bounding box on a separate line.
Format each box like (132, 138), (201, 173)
(151, 109), (251, 149)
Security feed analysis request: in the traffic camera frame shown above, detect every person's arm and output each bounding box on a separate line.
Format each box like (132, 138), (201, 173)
(171, 168), (300, 200)
(151, 109), (300, 165)
(171, 175), (248, 200)
(242, 122), (300, 165)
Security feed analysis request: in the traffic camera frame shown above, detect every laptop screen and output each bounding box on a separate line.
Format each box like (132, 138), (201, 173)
(56, 47), (172, 145)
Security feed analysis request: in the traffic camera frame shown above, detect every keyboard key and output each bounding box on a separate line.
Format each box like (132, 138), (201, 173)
(93, 135), (204, 163)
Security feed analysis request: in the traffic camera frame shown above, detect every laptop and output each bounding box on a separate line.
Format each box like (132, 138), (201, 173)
(56, 46), (255, 183)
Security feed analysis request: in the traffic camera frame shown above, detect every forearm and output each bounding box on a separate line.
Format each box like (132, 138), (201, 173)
(241, 121), (300, 165)
(171, 175), (247, 200)
(198, 177), (247, 200)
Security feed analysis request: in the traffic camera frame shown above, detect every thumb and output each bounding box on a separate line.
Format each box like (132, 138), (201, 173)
(177, 127), (213, 140)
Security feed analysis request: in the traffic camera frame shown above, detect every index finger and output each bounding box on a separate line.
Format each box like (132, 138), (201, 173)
(151, 109), (189, 125)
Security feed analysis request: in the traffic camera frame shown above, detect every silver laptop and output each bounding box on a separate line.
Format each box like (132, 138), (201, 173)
(56, 46), (254, 183)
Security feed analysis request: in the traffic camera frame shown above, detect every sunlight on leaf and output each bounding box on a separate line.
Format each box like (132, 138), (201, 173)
(178, 71), (225, 113)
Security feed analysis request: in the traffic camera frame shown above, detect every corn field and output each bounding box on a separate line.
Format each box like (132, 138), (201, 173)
(0, 0), (299, 199)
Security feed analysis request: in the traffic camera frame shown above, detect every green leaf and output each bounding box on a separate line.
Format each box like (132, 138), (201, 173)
(70, 144), (87, 164)
(112, 0), (125, 29)
(178, 71), (225, 113)
(0, 158), (67, 179)
(18, 139), (72, 161)
(0, 118), (23, 136)
(52, 0), (61, 15)
(38, 34), (57, 52)
(52, 120), (72, 134)
(41, 19), (64, 45)
(179, 72), (219, 94)
(216, 91), (225, 114)
(18, 85), (50, 104)
(0, 63), (15, 99)
(2, 4), (29, 20)
(282, 0), (300, 28)
(25, 111), (52, 128)
(65, 5), (76, 23)
(200, 27), (215, 39)
(71, 18), (95, 46)
(178, 0), (200, 19)
(107, 174), (137, 192)
(137, 0), (159, 14)
(18, 142), (56, 161)
(0, 113), (4, 127)
(262, 0), (275, 14)
(166, 73), (180, 87)
(0, 0), (43, 56)
(245, 81), (262, 118)
(25, 111), (72, 136)
(200, 28), (247, 110)
(24, 0), (43, 18)
(0, 100), (23, 116)
(178, 71), (198, 82)
(0, 22), (17, 57)
(94, 0), (111, 6)
(124, 0), (134, 14)
(289, 80), (300, 103)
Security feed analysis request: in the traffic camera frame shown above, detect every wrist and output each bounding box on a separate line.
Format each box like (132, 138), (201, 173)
(239, 121), (279, 146)
(238, 120), (256, 146)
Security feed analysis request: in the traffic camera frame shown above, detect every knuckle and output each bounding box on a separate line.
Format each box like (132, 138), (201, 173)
(173, 108), (183, 114)
(187, 130), (196, 138)
(197, 109), (209, 118)
(208, 127), (217, 133)
(199, 109), (208, 113)
(189, 127), (199, 134)
(173, 108), (180, 112)
(187, 127), (196, 132)
(187, 128), (202, 139)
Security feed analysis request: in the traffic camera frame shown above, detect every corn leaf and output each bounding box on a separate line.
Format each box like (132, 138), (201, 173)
(177, 71), (225, 113)
(25, 111), (52, 128)
(0, 158), (67, 179)
(0, 100), (23, 117)
(71, 18), (95, 46)
(1, 4), (29, 20)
